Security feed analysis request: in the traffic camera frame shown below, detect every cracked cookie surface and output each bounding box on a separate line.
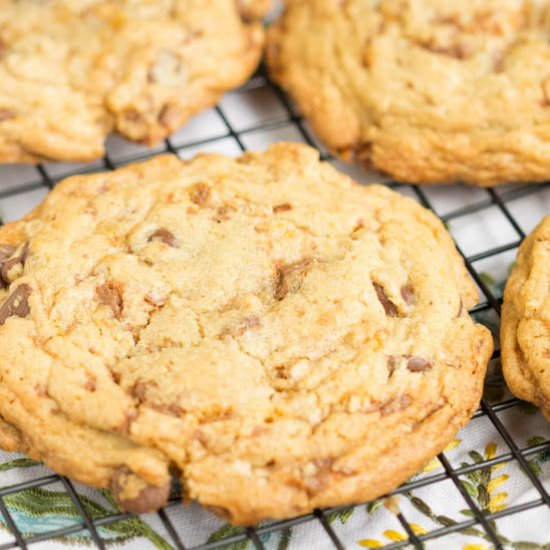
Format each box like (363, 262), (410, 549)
(502, 216), (550, 422)
(0, 143), (492, 524)
(267, 0), (550, 186)
(0, 0), (267, 163)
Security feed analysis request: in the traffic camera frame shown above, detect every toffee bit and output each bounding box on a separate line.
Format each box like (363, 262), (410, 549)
(189, 183), (210, 206)
(148, 228), (179, 247)
(407, 357), (432, 373)
(273, 202), (292, 213)
(400, 284), (415, 305)
(275, 258), (313, 301)
(97, 282), (123, 320)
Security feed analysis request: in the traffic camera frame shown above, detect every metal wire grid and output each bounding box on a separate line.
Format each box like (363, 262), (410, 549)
(0, 66), (548, 550)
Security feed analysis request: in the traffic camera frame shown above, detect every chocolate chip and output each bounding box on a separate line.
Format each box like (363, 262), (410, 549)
(373, 283), (398, 316)
(97, 283), (123, 320)
(1, 242), (29, 285)
(148, 228), (179, 247)
(273, 202), (292, 213)
(387, 356), (397, 375)
(0, 110), (15, 122)
(401, 285), (415, 305)
(0, 284), (32, 325)
(189, 183), (210, 206)
(381, 394), (412, 416)
(407, 357), (432, 372)
(110, 467), (170, 514)
(275, 258), (313, 301)
(456, 298), (463, 318)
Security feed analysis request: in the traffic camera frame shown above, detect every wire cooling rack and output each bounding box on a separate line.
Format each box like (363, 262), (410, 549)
(0, 63), (549, 550)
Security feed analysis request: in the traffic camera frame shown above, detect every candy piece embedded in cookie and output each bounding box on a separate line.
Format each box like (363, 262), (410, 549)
(267, 0), (550, 186)
(502, 216), (550, 421)
(0, 143), (492, 524)
(0, 0), (267, 163)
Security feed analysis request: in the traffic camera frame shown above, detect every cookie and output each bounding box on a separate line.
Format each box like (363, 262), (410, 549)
(502, 216), (550, 421)
(267, 0), (550, 187)
(0, 0), (267, 163)
(0, 143), (492, 524)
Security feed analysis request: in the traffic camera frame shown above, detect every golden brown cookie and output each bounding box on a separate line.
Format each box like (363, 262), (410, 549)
(0, 0), (267, 163)
(502, 216), (550, 421)
(0, 143), (492, 524)
(267, 0), (550, 186)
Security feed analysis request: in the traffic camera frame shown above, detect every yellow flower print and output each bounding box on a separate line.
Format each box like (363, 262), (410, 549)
(357, 539), (383, 548)
(422, 439), (461, 473)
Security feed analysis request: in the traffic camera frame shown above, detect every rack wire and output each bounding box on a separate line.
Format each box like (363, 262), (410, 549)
(0, 64), (549, 550)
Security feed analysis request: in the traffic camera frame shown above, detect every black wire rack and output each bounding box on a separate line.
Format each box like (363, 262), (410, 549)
(0, 65), (549, 550)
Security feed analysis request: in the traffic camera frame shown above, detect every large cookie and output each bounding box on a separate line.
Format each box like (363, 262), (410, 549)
(0, 143), (492, 524)
(0, 0), (268, 163)
(502, 216), (550, 421)
(267, 0), (550, 186)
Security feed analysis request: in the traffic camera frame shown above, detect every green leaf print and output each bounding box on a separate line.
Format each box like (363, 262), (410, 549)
(527, 436), (547, 447)
(468, 450), (485, 464)
(1, 487), (173, 549)
(277, 528), (292, 550)
(206, 523), (248, 550)
(460, 479), (479, 499)
(0, 458), (41, 472)
(366, 498), (383, 515)
(479, 272), (496, 287)
(326, 507), (354, 525)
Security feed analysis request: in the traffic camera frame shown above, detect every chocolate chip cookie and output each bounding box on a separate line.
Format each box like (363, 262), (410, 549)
(267, 0), (550, 186)
(0, 0), (268, 163)
(0, 143), (492, 524)
(502, 216), (550, 421)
